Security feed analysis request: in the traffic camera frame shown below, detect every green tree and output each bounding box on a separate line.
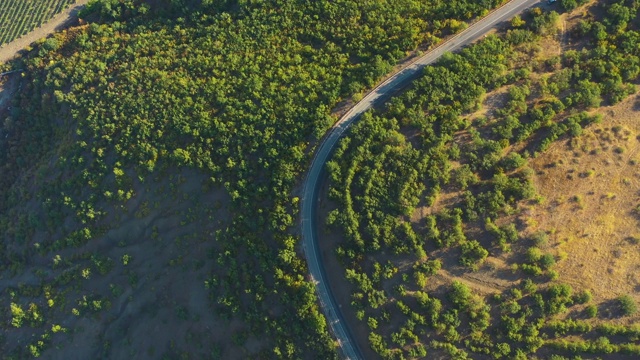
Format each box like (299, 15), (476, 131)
(618, 295), (637, 316)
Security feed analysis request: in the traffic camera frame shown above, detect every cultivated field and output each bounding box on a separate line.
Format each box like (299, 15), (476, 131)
(0, 0), (75, 46)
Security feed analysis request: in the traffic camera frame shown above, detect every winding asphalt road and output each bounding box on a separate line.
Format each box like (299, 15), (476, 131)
(300, 0), (541, 359)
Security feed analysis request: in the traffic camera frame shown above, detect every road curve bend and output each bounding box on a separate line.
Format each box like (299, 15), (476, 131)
(300, 0), (540, 359)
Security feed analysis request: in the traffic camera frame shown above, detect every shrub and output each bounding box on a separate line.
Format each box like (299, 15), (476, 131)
(585, 304), (598, 318)
(449, 281), (473, 308)
(10, 303), (25, 328)
(560, 0), (589, 12)
(574, 290), (593, 304)
(521, 264), (543, 276)
(460, 240), (489, 268)
(539, 253), (556, 270)
(618, 295), (637, 316)
(499, 152), (527, 172)
(522, 279), (538, 294)
(530, 231), (549, 247)
(526, 247), (543, 263)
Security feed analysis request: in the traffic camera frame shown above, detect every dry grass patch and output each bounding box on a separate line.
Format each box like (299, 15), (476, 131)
(529, 93), (640, 307)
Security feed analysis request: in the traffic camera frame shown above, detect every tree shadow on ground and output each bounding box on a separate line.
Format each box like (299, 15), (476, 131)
(597, 298), (629, 320)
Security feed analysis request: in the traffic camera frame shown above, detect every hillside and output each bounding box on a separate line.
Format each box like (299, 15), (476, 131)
(0, 0), (507, 358)
(324, 0), (640, 358)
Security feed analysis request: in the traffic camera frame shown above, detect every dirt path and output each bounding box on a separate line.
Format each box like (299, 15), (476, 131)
(0, 0), (90, 65)
(435, 269), (509, 295)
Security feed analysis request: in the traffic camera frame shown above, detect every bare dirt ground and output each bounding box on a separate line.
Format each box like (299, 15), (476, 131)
(0, 0), (89, 65)
(467, 86), (511, 122)
(432, 267), (510, 295)
(529, 93), (640, 308)
(1, 168), (263, 358)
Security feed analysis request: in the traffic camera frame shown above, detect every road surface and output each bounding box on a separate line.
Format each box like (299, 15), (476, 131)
(300, 0), (541, 359)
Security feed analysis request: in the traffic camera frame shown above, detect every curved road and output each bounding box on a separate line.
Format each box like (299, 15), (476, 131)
(300, 0), (541, 359)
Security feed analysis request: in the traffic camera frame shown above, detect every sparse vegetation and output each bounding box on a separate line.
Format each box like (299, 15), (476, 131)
(326, 1), (640, 357)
